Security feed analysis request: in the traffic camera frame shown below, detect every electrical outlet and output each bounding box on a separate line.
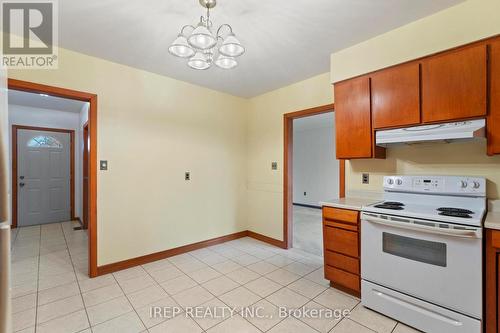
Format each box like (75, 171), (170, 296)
(362, 173), (369, 184)
(271, 162), (278, 170)
(185, 172), (190, 181)
(303, 192), (307, 196)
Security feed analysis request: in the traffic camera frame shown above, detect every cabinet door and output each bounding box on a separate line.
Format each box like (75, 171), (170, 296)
(422, 44), (487, 123)
(372, 62), (421, 129)
(335, 76), (372, 159)
(488, 40), (500, 155)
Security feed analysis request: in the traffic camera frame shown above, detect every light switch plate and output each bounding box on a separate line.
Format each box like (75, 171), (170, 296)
(100, 160), (108, 171)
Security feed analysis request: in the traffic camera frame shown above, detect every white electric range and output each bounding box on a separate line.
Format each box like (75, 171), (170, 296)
(361, 175), (486, 333)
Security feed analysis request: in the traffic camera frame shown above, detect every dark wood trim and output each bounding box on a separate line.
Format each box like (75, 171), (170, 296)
(8, 79), (96, 101)
(247, 231), (286, 249)
(97, 231), (249, 275)
(82, 122), (89, 230)
(9, 79), (98, 278)
(284, 103), (335, 119)
(283, 114), (293, 249)
(283, 103), (344, 249)
(11, 125), (75, 228)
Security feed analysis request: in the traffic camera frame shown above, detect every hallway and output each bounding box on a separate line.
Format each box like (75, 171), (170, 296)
(10, 221), (88, 332)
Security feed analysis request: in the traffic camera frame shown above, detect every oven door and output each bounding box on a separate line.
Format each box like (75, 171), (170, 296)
(361, 212), (482, 319)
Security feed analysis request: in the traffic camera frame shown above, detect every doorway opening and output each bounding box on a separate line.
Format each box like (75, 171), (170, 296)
(8, 79), (98, 278)
(12, 125), (76, 226)
(283, 104), (345, 254)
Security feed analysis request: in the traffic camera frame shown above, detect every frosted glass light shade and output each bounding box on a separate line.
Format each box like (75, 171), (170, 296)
(215, 55), (237, 69)
(188, 25), (216, 49)
(219, 34), (245, 57)
(188, 52), (210, 70)
(168, 35), (195, 58)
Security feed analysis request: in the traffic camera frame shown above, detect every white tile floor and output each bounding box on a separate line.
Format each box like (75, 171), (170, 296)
(10, 221), (422, 333)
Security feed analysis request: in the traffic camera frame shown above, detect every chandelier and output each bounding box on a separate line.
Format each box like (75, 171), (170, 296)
(168, 0), (245, 70)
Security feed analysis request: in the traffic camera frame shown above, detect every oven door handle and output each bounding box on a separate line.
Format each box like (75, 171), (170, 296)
(362, 213), (482, 239)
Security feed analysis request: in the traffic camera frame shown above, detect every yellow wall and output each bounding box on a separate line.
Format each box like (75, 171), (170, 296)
(331, 0), (500, 83)
(330, 0), (500, 200)
(246, 73), (332, 240)
(9, 47), (249, 266)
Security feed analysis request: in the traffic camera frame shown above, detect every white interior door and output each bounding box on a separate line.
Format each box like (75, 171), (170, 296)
(18, 129), (71, 226)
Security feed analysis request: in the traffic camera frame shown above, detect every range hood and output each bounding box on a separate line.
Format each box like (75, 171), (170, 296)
(376, 119), (486, 146)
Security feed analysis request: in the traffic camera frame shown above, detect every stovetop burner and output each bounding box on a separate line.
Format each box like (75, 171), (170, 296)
(438, 211), (472, 218)
(437, 207), (474, 214)
(374, 204), (405, 210)
(383, 202), (405, 206)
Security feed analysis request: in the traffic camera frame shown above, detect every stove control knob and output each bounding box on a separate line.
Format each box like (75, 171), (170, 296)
(387, 179), (394, 185)
(473, 181), (481, 189)
(460, 180), (468, 188)
(396, 179), (403, 185)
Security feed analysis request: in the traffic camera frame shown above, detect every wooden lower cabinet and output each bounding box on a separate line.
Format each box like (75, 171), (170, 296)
(488, 39), (500, 155)
(486, 229), (500, 333)
(322, 206), (360, 297)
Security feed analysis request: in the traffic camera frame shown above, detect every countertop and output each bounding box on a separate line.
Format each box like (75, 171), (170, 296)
(485, 211), (500, 230)
(320, 197), (381, 211)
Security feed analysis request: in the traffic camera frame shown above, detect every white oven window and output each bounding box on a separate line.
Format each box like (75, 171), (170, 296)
(382, 233), (447, 267)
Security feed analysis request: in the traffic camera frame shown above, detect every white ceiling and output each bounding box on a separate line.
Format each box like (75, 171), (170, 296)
(294, 112), (334, 132)
(8, 90), (88, 113)
(59, 0), (464, 97)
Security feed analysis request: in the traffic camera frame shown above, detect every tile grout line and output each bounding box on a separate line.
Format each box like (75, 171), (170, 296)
(111, 268), (153, 331)
(171, 241), (289, 332)
(157, 253), (222, 332)
(33, 225), (42, 333)
(60, 221), (93, 333)
(147, 243), (260, 332)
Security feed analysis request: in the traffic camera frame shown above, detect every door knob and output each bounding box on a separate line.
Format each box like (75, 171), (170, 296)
(19, 183), (25, 187)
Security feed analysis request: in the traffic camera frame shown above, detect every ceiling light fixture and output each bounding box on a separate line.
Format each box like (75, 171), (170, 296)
(169, 0), (245, 70)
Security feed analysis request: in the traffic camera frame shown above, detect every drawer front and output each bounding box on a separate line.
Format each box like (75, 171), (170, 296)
(325, 251), (359, 275)
(324, 227), (359, 257)
(325, 265), (360, 292)
(492, 230), (500, 249)
(323, 207), (359, 225)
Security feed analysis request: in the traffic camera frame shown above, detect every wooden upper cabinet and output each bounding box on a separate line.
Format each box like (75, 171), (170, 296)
(371, 62), (421, 129)
(488, 40), (500, 155)
(421, 44), (487, 123)
(334, 76), (372, 159)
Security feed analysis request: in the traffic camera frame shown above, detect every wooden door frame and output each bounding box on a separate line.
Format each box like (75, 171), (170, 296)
(12, 125), (76, 228)
(283, 103), (345, 249)
(82, 121), (89, 229)
(8, 79), (99, 278)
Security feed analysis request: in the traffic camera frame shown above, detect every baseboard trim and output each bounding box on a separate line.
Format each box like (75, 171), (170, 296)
(247, 231), (286, 249)
(96, 230), (248, 276)
(96, 229), (287, 277)
(292, 203), (321, 209)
